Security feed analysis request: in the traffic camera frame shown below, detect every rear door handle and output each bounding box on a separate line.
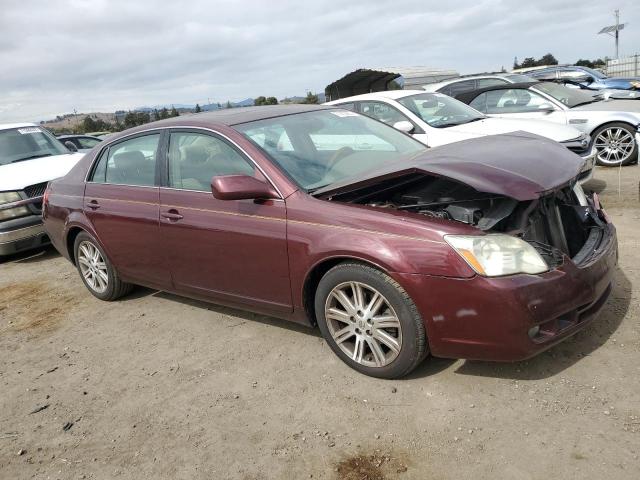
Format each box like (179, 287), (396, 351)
(86, 200), (100, 210)
(161, 209), (183, 221)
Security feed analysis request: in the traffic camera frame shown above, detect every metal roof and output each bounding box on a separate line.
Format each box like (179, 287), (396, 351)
(324, 67), (459, 101)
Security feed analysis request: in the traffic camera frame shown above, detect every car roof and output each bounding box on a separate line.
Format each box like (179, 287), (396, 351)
(325, 90), (433, 103)
(160, 104), (333, 127)
(0, 122), (37, 131)
(100, 105), (340, 145)
(454, 82), (540, 103)
(57, 134), (101, 139)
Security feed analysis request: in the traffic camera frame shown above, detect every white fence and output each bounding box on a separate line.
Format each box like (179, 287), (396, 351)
(606, 54), (639, 77)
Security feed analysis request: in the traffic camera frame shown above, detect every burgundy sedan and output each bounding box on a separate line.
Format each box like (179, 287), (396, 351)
(43, 105), (617, 378)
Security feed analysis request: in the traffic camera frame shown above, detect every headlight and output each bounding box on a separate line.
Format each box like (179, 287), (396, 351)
(444, 234), (549, 277)
(0, 191), (21, 204)
(0, 191), (30, 221)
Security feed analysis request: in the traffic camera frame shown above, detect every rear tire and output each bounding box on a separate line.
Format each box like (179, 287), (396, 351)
(315, 262), (428, 379)
(73, 232), (133, 301)
(592, 122), (638, 166)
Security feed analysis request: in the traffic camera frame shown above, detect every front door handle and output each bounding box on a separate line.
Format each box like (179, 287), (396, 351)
(86, 200), (100, 210)
(161, 209), (183, 221)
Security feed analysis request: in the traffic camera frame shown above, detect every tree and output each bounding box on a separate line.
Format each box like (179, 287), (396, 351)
(225, 101), (232, 109)
(538, 53), (558, 66)
(513, 56), (519, 69)
(302, 91), (319, 104)
(159, 107), (169, 119)
(153, 108), (160, 120)
(195, 104), (202, 113)
(170, 106), (179, 117)
(123, 111), (138, 128)
(266, 96), (278, 105)
(82, 116), (98, 133)
(520, 57), (537, 68)
(254, 96), (267, 106)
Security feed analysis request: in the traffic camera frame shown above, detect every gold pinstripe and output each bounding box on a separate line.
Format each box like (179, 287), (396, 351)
(53, 194), (444, 244)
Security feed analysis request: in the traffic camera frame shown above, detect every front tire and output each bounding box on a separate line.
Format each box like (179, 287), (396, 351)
(315, 262), (428, 379)
(592, 122), (638, 166)
(74, 232), (133, 301)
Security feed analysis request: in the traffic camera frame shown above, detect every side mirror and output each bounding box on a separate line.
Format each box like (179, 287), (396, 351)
(537, 103), (555, 113)
(64, 141), (78, 152)
(211, 174), (277, 201)
(392, 120), (415, 134)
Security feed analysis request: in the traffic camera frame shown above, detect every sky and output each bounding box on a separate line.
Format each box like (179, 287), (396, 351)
(1, 0), (639, 123)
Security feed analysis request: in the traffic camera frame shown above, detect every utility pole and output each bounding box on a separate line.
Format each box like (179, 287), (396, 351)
(598, 9), (627, 59)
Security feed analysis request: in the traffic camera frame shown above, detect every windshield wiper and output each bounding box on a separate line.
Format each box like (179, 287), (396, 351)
(11, 153), (53, 163)
(461, 117), (485, 124)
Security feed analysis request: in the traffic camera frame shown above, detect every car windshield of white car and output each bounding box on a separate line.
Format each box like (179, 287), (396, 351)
(0, 127), (69, 165)
(397, 93), (485, 128)
(534, 82), (601, 108)
(235, 109), (425, 192)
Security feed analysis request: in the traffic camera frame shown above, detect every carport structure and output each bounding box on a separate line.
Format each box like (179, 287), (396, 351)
(324, 67), (459, 101)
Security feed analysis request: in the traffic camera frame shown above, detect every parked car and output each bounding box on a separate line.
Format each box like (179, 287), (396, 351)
(56, 134), (102, 153)
(423, 73), (640, 100)
(453, 82), (640, 166)
(326, 90), (596, 181)
(517, 65), (640, 91)
(422, 72), (537, 96)
(43, 106), (616, 378)
(0, 123), (84, 256)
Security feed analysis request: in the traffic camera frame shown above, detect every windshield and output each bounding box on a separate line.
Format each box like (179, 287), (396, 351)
(235, 109), (425, 191)
(397, 93), (485, 128)
(534, 82), (600, 107)
(0, 127), (70, 166)
(505, 74), (537, 82)
(578, 66), (607, 79)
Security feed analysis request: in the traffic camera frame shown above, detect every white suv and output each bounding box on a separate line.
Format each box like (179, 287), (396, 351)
(0, 123), (84, 257)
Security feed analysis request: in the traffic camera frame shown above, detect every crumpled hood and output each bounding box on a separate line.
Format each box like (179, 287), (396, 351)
(315, 132), (584, 202)
(445, 117), (581, 142)
(572, 99), (640, 114)
(0, 153), (84, 191)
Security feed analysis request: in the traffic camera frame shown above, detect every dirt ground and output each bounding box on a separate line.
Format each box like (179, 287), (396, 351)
(1, 166), (639, 480)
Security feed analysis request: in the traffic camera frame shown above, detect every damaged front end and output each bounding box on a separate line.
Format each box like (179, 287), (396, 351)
(323, 171), (611, 274)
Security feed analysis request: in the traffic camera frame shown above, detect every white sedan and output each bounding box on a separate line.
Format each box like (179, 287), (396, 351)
(325, 90), (596, 179)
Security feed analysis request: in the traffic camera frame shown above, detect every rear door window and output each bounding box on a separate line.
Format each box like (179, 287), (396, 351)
(91, 134), (160, 186)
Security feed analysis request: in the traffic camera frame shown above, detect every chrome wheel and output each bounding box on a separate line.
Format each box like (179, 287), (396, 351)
(594, 127), (636, 165)
(77, 241), (108, 294)
(324, 281), (402, 368)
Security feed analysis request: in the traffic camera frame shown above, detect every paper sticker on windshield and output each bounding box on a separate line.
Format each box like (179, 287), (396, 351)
(330, 110), (359, 117)
(17, 127), (41, 134)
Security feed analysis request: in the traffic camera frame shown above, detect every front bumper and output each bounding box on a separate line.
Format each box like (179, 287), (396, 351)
(397, 223), (617, 361)
(0, 215), (50, 256)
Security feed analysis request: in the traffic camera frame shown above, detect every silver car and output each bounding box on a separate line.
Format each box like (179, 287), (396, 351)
(449, 81), (640, 166)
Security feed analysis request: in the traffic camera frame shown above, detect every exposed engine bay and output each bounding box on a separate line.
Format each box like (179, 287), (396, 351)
(329, 173), (609, 266)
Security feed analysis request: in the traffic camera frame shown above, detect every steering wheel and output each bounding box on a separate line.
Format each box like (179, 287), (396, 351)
(324, 146), (354, 174)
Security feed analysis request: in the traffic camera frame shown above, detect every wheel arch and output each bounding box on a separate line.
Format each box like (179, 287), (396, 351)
(301, 255), (394, 327)
(588, 119), (638, 137)
(65, 226), (86, 266)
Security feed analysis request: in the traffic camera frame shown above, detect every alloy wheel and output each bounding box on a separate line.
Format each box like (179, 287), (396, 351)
(594, 127), (636, 166)
(77, 241), (108, 294)
(324, 281), (402, 367)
